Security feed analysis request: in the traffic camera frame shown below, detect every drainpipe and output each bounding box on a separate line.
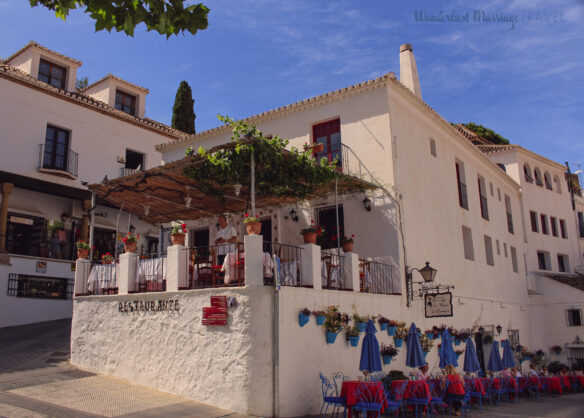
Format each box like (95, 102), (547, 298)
(88, 191), (96, 261)
(272, 273), (280, 417)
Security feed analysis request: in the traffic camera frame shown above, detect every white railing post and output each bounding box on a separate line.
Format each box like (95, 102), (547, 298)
(245, 234), (263, 287)
(342, 252), (360, 292)
(118, 253), (138, 295)
(301, 243), (322, 290)
(166, 245), (187, 291)
(74, 259), (91, 295)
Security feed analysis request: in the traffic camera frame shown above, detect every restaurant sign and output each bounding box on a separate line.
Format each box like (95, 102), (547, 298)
(424, 292), (453, 318)
(118, 299), (180, 314)
(203, 296), (228, 325)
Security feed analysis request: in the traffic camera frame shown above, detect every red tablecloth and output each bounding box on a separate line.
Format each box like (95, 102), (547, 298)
(558, 375), (570, 391)
(341, 381), (388, 418)
(528, 375), (542, 389)
(465, 378), (486, 396)
(541, 376), (562, 395)
(569, 375), (584, 386)
(390, 380), (431, 401)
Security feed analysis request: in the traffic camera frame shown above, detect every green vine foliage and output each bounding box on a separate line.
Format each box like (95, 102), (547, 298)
(184, 115), (339, 202)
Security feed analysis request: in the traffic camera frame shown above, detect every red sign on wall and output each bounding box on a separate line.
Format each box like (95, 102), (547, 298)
(202, 296), (228, 325)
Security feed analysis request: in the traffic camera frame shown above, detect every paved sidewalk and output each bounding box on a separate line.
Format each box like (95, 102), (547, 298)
(0, 320), (249, 418)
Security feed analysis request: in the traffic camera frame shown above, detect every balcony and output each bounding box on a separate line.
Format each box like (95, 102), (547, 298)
(120, 167), (137, 177)
(37, 144), (78, 178)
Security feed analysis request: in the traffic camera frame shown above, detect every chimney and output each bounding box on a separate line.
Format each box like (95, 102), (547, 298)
(399, 43), (422, 99)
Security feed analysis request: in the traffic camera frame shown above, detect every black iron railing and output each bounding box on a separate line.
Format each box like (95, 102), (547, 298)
(87, 259), (118, 295)
(38, 144), (78, 177)
(7, 273), (73, 299)
(185, 242), (244, 289)
(136, 253), (166, 293)
(264, 241), (303, 287)
(359, 260), (399, 295)
(321, 250), (346, 290)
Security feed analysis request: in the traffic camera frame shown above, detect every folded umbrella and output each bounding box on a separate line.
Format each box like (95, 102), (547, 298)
(406, 322), (426, 369)
(463, 337), (481, 373)
(501, 340), (516, 369)
(442, 329), (458, 367)
(487, 340), (504, 372)
(359, 319), (382, 374)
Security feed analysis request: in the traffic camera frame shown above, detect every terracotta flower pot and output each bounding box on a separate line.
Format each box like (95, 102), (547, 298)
(102, 259), (113, 265)
(342, 241), (354, 253)
(246, 221), (262, 235)
(171, 233), (186, 246)
(77, 248), (89, 259)
(124, 241), (137, 253)
(302, 231), (317, 244)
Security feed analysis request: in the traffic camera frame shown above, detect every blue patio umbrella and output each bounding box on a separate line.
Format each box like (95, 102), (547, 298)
(439, 343), (446, 369)
(501, 340), (516, 369)
(405, 323), (426, 368)
(463, 338), (481, 373)
(487, 340), (504, 372)
(359, 319), (382, 373)
(441, 329), (458, 367)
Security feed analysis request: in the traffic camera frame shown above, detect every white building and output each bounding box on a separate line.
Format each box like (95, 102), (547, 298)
(65, 43), (584, 416)
(0, 41), (185, 328)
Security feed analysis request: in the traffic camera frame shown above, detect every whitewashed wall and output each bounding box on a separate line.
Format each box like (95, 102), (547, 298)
(71, 287), (274, 416)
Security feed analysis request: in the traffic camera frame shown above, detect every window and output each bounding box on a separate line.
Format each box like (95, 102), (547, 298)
(455, 161), (468, 210)
(7, 274), (72, 299)
(497, 188), (501, 202)
(537, 251), (551, 270)
(121, 149), (145, 176)
(503, 242), (508, 258)
(496, 239), (500, 255)
(524, 164), (533, 183)
(43, 125), (70, 171)
(313, 119), (342, 168)
(534, 168), (543, 187)
(505, 195), (513, 234)
(540, 214), (549, 235)
(317, 205), (344, 250)
(530, 211), (539, 233)
(550, 216), (558, 237)
(478, 176), (489, 220)
(578, 212), (584, 238)
(462, 226), (474, 260)
(510, 246), (518, 273)
(544, 171), (553, 190)
(115, 89), (136, 115)
(557, 254), (570, 273)
(6, 213), (45, 257)
(430, 138), (437, 157)
(489, 182), (494, 196)
(566, 309), (582, 326)
(560, 219), (567, 239)
(497, 163), (506, 172)
(553, 175), (562, 193)
(38, 59), (66, 89)
(484, 235), (494, 266)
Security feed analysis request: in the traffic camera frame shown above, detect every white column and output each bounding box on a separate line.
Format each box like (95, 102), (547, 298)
(118, 253), (138, 295)
(166, 245), (187, 291)
(74, 259), (91, 295)
(301, 243), (322, 290)
(245, 234), (263, 287)
(342, 252), (360, 292)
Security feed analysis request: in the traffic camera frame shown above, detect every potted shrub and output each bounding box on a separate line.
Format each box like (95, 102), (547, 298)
(76, 240), (91, 259)
(300, 220), (323, 244)
(394, 322), (407, 347)
(303, 142), (325, 153)
(457, 328), (473, 344)
(324, 306), (344, 344)
(298, 308), (311, 327)
(550, 345), (562, 355)
(101, 252), (114, 265)
(122, 231), (139, 252)
(345, 325), (360, 347)
(243, 213), (261, 235)
(483, 334), (494, 345)
(378, 316), (390, 331)
(387, 319), (399, 336)
(313, 310), (326, 326)
(421, 334), (434, 358)
(341, 234), (355, 253)
(170, 221), (187, 245)
(352, 306), (368, 333)
(381, 343), (399, 364)
(455, 348), (464, 360)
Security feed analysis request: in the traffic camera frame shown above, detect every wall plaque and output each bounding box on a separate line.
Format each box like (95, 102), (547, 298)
(203, 296), (228, 325)
(424, 292), (453, 318)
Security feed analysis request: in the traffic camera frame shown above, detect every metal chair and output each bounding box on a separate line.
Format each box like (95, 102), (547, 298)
(353, 383), (385, 417)
(332, 372), (351, 397)
(486, 378), (504, 405)
(404, 380), (431, 418)
(463, 378), (488, 410)
(319, 373), (347, 417)
(429, 380), (449, 417)
(385, 381), (408, 417)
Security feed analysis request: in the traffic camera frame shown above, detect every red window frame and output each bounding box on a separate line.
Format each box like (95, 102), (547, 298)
(312, 119), (341, 167)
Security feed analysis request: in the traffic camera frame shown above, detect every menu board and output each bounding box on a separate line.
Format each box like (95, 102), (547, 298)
(424, 292), (453, 318)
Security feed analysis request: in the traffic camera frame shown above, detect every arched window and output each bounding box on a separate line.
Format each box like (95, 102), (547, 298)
(544, 171), (553, 190)
(553, 175), (562, 193)
(534, 167), (543, 187)
(524, 164), (533, 183)
(497, 163), (506, 172)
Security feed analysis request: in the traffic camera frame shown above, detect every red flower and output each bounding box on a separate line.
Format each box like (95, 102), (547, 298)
(122, 237), (128, 242)
(310, 219), (314, 224)
(332, 236), (336, 240)
(351, 234), (355, 238)
(91, 246), (95, 250)
(181, 223), (186, 229)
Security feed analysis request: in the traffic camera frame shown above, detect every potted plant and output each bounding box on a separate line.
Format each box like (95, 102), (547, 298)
(298, 308), (311, 327)
(457, 328), (473, 344)
(387, 319), (400, 337)
(243, 213), (261, 235)
(101, 252), (114, 264)
(303, 142), (325, 153)
(122, 231), (139, 252)
(313, 310), (326, 326)
(455, 348), (465, 360)
(170, 221), (187, 245)
(378, 316), (390, 331)
(300, 220), (323, 244)
(341, 234), (355, 253)
(381, 343), (399, 364)
(352, 305), (368, 333)
(432, 325), (441, 338)
(76, 240), (91, 259)
(550, 345), (562, 355)
(420, 334), (434, 358)
(394, 322), (407, 347)
(345, 325), (360, 347)
(323, 306), (344, 344)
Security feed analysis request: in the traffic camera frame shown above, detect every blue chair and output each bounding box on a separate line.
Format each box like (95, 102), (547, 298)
(332, 372), (351, 397)
(501, 377), (518, 403)
(429, 380), (449, 417)
(404, 380), (431, 418)
(353, 383), (385, 417)
(463, 379), (487, 410)
(486, 378), (504, 405)
(319, 373), (347, 417)
(385, 381), (408, 416)
(526, 377), (542, 400)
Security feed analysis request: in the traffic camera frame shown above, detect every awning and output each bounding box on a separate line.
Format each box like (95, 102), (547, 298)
(88, 140), (377, 224)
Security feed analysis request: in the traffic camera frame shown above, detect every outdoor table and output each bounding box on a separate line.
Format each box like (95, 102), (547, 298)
(277, 259), (299, 286)
(390, 380), (431, 401)
(558, 375), (570, 391)
(322, 262), (342, 288)
(222, 252), (273, 284)
(527, 376), (542, 390)
(569, 375), (584, 387)
(465, 378), (486, 396)
(88, 264), (116, 293)
(541, 376), (562, 395)
(138, 257), (166, 291)
(341, 380), (388, 418)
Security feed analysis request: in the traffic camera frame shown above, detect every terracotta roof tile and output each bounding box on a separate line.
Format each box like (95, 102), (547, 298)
(477, 144), (521, 155)
(81, 73), (149, 94)
(543, 273), (584, 292)
(4, 41), (82, 66)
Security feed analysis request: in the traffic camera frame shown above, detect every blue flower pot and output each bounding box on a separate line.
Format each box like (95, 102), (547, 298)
(423, 351), (429, 359)
(380, 323), (388, 331)
(326, 331), (338, 344)
(394, 338), (403, 348)
(348, 336), (360, 347)
(387, 326), (396, 336)
(382, 355), (393, 365)
(298, 313), (310, 327)
(455, 339), (461, 346)
(425, 332), (434, 340)
(357, 322), (367, 333)
(316, 315), (325, 326)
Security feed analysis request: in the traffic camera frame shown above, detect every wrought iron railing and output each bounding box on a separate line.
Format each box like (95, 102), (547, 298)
(185, 242), (244, 289)
(321, 250), (346, 290)
(37, 144), (78, 177)
(359, 260), (399, 295)
(264, 241), (303, 287)
(87, 259), (118, 295)
(136, 253), (166, 293)
(7, 273), (73, 299)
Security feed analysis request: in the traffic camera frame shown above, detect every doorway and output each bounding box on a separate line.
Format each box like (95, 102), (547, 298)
(261, 218), (272, 253)
(317, 205), (344, 250)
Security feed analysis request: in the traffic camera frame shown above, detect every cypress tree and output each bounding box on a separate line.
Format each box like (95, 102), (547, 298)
(172, 81), (196, 134)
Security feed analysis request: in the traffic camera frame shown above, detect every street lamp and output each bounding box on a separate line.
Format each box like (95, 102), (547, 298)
(405, 261), (438, 306)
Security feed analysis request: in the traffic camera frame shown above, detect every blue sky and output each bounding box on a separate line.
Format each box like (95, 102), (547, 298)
(1, 0), (583, 169)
